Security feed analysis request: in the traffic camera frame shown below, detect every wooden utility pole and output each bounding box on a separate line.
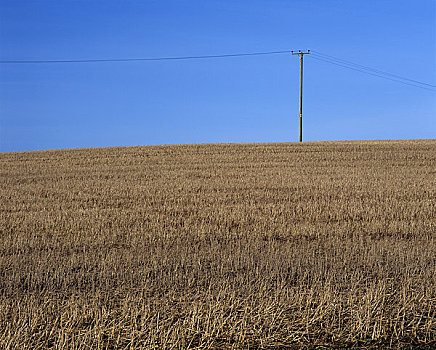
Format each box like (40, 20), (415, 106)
(291, 50), (310, 142)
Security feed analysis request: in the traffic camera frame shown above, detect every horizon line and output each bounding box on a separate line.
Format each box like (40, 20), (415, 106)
(1, 138), (435, 154)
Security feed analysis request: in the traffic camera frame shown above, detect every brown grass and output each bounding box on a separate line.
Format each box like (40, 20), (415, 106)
(0, 140), (435, 349)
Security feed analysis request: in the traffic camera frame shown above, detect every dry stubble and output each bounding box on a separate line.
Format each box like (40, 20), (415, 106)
(0, 140), (435, 349)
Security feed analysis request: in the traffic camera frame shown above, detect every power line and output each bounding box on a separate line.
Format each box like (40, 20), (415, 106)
(0, 50), (290, 64)
(308, 55), (436, 92)
(2, 47), (434, 92)
(311, 50), (436, 88)
(310, 54), (436, 91)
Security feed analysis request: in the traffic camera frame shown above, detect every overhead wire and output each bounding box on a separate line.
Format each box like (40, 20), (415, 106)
(1, 48), (434, 91)
(310, 50), (436, 88)
(0, 50), (290, 64)
(308, 54), (436, 92)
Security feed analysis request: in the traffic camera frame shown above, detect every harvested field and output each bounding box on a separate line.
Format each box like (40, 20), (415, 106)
(0, 139), (435, 349)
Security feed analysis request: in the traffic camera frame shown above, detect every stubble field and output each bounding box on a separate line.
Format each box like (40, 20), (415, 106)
(0, 140), (435, 349)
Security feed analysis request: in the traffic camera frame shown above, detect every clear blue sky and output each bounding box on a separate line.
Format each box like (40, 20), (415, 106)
(1, 0), (435, 152)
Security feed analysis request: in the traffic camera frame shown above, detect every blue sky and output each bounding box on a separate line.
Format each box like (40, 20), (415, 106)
(1, 0), (435, 152)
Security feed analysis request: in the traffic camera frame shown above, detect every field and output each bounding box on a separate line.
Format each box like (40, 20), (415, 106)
(0, 140), (435, 349)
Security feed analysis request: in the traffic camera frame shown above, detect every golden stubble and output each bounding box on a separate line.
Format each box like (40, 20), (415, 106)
(0, 140), (435, 349)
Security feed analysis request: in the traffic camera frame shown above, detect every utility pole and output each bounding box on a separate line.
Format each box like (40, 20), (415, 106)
(291, 50), (310, 142)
